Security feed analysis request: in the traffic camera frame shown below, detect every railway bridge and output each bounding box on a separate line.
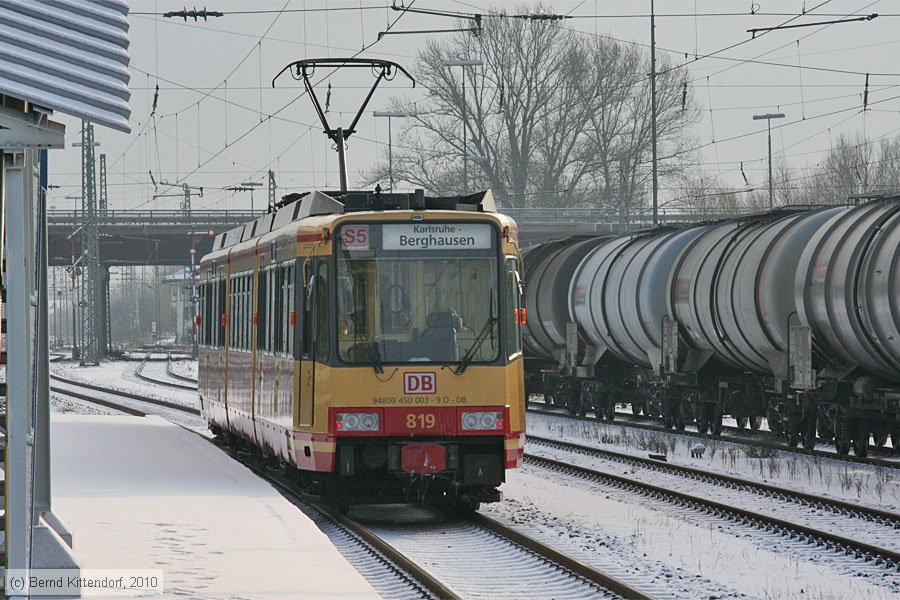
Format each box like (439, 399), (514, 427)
(47, 208), (263, 267)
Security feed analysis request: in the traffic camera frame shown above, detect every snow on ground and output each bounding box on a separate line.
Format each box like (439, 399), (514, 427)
(486, 466), (898, 600)
(52, 359), (199, 410)
(168, 359), (198, 381)
(51, 392), (126, 416)
(527, 411), (900, 512)
(51, 414), (380, 600)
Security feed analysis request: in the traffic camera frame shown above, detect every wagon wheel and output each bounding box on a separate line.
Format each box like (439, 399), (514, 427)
(711, 415), (723, 436)
(800, 419), (817, 450)
(835, 439), (851, 455)
(852, 435), (869, 458)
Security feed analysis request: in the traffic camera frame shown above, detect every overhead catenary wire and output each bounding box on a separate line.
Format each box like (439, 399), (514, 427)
(135, 0), (420, 211)
(88, 0), (900, 213)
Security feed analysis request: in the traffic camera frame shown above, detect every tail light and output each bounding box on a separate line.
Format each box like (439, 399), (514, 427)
(335, 412), (380, 432)
(461, 411), (504, 431)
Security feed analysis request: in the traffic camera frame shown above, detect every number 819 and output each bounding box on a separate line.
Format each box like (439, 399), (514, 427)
(406, 413), (435, 429)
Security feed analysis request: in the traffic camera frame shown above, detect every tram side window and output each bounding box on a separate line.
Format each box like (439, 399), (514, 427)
(316, 260), (330, 358)
(505, 257), (523, 359)
(238, 276), (245, 350)
(302, 261), (313, 358)
(198, 283), (206, 346)
(257, 269), (267, 351)
(228, 277), (236, 348)
(273, 266), (284, 354)
(267, 267), (277, 352)
(211, 279), (220, 347)
(283, 264), (295, 355)
(218, 278), (227, 348)
(241, 275), (251, 350)
(210, 280), (217, 347)
(241, 275), (253, 350)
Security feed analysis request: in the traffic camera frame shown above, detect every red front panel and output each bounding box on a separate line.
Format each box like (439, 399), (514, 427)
(400, 443), (447, 474)
(384, 406), (457, 436)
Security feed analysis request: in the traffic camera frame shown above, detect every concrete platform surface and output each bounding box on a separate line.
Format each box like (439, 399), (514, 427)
(50, 414), (380, 599)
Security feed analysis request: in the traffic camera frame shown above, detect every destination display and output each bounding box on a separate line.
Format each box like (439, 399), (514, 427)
(382, 223), (493, 251)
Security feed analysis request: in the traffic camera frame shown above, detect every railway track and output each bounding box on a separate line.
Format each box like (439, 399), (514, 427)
(528, 403), (900, 469)
(133, 357), (198, 391)
(524, 443), (900, 577)
(165, 356), (199, 385)
(50, 373), (201, 416)
(56, 378), (652, 599)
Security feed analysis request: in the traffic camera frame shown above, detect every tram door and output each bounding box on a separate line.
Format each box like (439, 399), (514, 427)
(299, 258), (329, 427)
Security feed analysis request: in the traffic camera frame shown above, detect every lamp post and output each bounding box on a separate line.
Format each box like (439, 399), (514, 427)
(373, 110), (414, 192)
(752, 112), (786, 210)
(442, 58), (484, 195)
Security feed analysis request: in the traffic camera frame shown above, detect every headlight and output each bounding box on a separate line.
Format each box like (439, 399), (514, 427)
(462, 412), (480, 430)
(461, 411), (503, 431)
(360, 413), (378, 430)
(336, 412), (379, 432)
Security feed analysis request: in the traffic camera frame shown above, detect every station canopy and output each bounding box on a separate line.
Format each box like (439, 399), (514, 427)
(0, 0), (131, 132)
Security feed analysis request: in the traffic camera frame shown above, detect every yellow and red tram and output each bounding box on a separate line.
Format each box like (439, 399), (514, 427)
(197, 189), (525, 507)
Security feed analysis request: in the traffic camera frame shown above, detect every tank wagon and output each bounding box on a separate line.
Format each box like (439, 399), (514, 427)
(198, 189), (526, 509)
(523, 197), (900, 456)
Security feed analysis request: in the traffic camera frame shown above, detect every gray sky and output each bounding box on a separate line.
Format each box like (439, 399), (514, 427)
(46, 0), (900, 213)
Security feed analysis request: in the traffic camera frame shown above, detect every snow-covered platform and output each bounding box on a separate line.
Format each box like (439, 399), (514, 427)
(51, 414), (379, 599)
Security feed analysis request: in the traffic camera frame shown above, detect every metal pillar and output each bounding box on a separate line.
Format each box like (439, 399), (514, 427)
(76, 121), (101, 364)
(68, 265), (79, 360)
(99, 152), (108, 215)
(336, 127), (349, 193)
(100, 266), (110, 353)
(268, 169), (276, 212)
(3, 149), (37, 595)
(650, 0), (658, 226)
(35, 150), (51, 516)
(752, 112), (786, 211)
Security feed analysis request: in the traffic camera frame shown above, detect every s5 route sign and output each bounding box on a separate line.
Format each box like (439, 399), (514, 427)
(403, 372), (436, 395)
(341, 225), (369, 250)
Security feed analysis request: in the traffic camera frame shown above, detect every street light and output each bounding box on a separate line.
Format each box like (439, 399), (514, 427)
(373, 110), (415, 192)
(752, 112), (786, 210)
(442, 58), (484, 195)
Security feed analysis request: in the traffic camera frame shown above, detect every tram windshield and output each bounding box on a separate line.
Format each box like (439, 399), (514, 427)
(336, 222), (500, 365)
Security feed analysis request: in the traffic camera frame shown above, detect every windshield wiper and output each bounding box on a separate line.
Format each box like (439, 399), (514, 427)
(349, 313), (384, 374)
(455, 316), (497, 374)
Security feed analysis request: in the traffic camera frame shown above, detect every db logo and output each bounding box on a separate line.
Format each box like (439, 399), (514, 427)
(404, 372), (436, 395)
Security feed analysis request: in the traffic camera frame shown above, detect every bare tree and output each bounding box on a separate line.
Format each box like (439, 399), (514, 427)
(365, 5), (698, 209)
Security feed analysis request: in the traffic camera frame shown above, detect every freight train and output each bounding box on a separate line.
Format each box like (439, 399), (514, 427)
(198, 189), (526, 509)
(523, 197), (900, 457)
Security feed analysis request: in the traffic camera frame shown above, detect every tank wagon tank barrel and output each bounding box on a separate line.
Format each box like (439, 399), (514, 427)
(522, 197), (900, 456)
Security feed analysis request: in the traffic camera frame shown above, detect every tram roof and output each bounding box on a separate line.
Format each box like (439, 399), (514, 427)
(213, 189), (498, 252)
